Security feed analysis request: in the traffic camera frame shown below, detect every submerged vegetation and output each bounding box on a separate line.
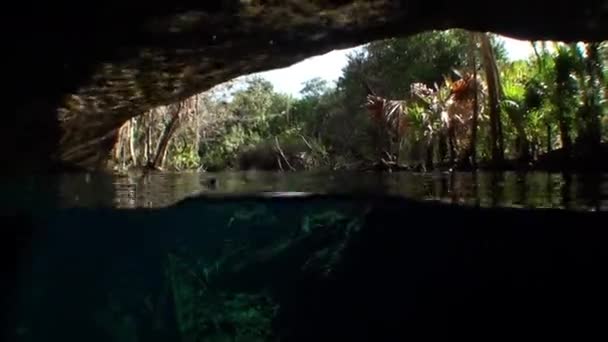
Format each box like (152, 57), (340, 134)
(110, 29), (607, 172)
(16, 201), (366, 342)
(15, 193), (607, 342)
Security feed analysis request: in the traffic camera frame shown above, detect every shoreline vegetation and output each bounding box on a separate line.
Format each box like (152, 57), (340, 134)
(105, 30), (607, 175)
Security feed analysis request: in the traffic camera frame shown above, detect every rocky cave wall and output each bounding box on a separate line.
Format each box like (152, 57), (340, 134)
(4, 1), (607, 173)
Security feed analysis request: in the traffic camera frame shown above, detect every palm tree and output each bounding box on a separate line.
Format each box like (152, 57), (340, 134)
(476, 32), (504, 165)
(552, 46), (578, 153)
(574, 42), (604, 147)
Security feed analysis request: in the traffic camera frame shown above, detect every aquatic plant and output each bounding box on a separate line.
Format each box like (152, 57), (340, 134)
(164, 251), (278, 342)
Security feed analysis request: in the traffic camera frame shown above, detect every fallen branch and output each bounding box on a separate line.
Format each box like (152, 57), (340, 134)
(299, 134), (314, 151)
(274, 136), (296, 171)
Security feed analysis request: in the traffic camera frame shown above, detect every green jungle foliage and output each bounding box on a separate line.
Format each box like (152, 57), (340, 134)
(110, 30), (607, 172)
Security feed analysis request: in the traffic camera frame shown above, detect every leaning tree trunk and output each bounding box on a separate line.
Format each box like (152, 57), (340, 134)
(128, 118), (136, 166)
(113, 122), (125, 164)
(478, 32), (505, 166)
(468, 33), (480, 168)
(145, 111), (153, 165)
(149, 103), (184, 170)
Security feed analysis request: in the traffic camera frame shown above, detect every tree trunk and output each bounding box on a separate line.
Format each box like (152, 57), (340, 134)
(469, 34), (479, 168)
(438, 132), (447, 163)
(581, 42), (602, 146)
(497, 109), (504, 158)
(149, 103), (184, 169)
(553, 47), (577, 156)
(161, 144), (170, 168)
(113, 123), (125, 162)
(146, 112), (153, 164)
(478, 32), (504, 165)
(503, 106), (530, 162)
(425, 142), (434, 170)
(558, 118), (572, 153)
(546, 123), (552, 153)
(128, 118), (136, 166)
(448, 125), (457, 166)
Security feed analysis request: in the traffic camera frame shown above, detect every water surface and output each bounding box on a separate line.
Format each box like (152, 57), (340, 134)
(2, 170), (607, 211)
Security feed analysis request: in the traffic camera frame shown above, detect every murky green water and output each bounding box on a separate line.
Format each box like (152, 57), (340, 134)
(4, 171), (608, 342)
(2, 170), (607, 211)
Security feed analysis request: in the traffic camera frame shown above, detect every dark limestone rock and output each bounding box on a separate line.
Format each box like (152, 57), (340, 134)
(4, 1), (608, 172)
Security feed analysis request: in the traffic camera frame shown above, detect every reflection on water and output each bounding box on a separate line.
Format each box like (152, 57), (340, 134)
(2, 170), (607, 211)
